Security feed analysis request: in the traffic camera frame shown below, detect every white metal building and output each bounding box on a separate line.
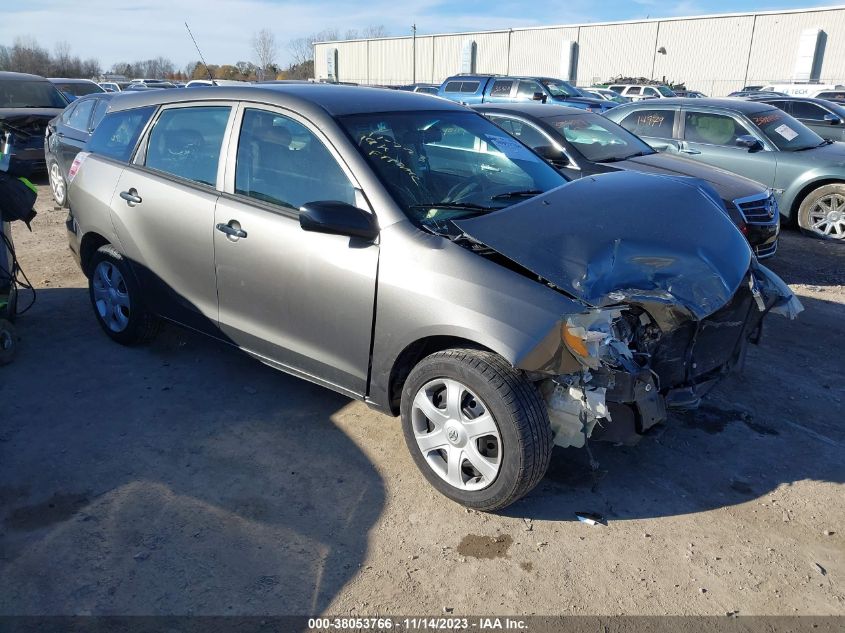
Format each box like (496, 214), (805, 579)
(313, 5), (845, 96)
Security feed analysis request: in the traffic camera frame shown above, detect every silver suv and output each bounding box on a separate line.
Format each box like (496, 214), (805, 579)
(65, 85), (800, 511)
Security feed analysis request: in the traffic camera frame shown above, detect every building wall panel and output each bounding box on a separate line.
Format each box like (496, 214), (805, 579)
(578, 22), (658, 86)
(509, 27), (580, 77)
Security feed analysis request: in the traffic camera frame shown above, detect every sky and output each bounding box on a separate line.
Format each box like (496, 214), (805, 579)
(0, 0), (841, 70)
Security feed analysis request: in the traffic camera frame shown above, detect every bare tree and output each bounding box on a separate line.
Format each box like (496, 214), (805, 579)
(82, 58), (101, 79)
(10, 36), (51, 76)
(252, 29), (277, 78)
(52, 41), (72, 76)
(361, 25), (388, 38)
(0, 45), (10, 71)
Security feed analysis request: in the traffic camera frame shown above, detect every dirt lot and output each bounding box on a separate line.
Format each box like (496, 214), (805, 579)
(1, 182), (843, 616)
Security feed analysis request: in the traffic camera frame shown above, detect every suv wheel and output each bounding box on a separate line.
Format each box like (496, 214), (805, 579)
(48, 160), (67, 207)
(797, 184), (845, 239)
(400, 349), (553, 511)
(88, 245), (161, 345)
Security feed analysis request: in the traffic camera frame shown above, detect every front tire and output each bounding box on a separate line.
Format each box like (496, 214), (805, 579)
(48, 160), (67, 207)
(400, 349), (553, 511)
(88, 245), (161, 345)
(797, 184), (845, 239)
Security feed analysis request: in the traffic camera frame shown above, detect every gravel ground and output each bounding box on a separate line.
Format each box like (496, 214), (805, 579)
(0, 182), (843, 616)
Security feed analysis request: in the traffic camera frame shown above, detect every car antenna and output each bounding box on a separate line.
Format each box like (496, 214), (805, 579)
(185, 22), (215, 83)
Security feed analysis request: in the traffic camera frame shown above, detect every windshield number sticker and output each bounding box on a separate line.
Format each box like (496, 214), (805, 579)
(774, 124), (798, 141)
(486, 135), (543, 163)
(637, 114), (665, 127)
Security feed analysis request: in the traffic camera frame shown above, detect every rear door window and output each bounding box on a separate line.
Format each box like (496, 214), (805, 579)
(87, 106), (156, 162)
(618, 108), (676, 138)
(144, 106), (231, 187)
(683, 111), (751, 146)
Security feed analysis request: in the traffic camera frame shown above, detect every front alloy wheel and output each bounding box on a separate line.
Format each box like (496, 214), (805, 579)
(798, 184), (845, 239)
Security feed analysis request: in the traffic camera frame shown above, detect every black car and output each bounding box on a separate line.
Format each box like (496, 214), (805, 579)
(745, 95), (845, 142)
(475, 102), (779, 257)
(48, 78), (106, 102)
(0, 71), (69, 176)
(44, 92), (113, 206)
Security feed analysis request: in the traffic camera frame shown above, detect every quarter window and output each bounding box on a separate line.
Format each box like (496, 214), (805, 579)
(234, 108), (355, 210)
(683, 111), (751, 146)
(67, 99), (95, 131)
(91, 99), (109, 130)
(619, 109), (676, 138)
(145, 106), (231, 187)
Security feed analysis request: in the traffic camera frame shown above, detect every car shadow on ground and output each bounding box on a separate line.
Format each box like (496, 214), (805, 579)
(0, 286), (385, 615)
(506, 290), (845, 522)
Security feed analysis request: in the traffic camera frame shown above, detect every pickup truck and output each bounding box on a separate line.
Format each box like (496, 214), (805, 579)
(437, 75), (617, 113)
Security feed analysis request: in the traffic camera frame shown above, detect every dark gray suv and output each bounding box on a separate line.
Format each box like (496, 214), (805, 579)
(65, 85), (800, 510)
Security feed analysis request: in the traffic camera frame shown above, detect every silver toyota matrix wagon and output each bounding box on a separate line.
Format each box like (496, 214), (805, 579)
(65, 84), (801, 511)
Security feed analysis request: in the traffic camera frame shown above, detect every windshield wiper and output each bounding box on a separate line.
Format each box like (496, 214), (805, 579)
(793, 139), (833, 151)
(490, 189), (544, 200)
(600, 151), (652, 163)
(408, 202), (496, 213)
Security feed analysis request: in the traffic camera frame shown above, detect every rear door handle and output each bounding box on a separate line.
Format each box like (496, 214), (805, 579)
(119, 190), (142, 205)
(216, 222), (248, 239)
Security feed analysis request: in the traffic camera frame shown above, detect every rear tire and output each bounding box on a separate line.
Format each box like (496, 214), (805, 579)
(400, 348), (553, 512)
(88, 245), (161, 345)
(48, 160), (67, 208)
(797, 184), (845, 239)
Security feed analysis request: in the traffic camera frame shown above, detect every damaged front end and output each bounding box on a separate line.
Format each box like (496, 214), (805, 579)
(450, 172), (802, 449)
(538, 262), (801, 448)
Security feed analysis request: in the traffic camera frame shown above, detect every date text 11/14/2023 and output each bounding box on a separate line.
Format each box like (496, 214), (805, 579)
(307, 617), (528, 630)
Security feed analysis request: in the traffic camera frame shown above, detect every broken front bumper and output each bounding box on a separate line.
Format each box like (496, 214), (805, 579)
(541, 263), (802, 448)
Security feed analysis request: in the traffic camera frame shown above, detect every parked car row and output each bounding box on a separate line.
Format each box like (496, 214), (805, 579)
(61, 83), (801, 511)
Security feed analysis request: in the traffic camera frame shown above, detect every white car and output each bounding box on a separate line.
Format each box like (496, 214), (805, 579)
(760, 83), (845, 98)
(607, 84), (676, 101)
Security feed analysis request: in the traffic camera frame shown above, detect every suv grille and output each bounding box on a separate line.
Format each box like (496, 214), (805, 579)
(734, 193), (778, 224)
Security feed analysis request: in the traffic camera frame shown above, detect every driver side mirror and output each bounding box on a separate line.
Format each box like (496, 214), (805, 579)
(824, 113), (842, 126)
(736, 135), (764, 151)
(532, 92), (548, 103)
(534, 145), (570, 167)
(299, 201), (379, 241)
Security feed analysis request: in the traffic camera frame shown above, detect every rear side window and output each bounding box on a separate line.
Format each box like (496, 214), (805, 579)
(87, 106), (156, 162)
(490, 80), (513, 96)
(145, 106), (231, 187)
(619, 108), (676, 138)
(791, 101), (828, 121)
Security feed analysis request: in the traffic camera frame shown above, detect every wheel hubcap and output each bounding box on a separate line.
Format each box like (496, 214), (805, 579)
(808, 194), (845, 238)
(49, 163), (65, 203)
(92, 261), (130, 332)
(411, 378), (501, 491)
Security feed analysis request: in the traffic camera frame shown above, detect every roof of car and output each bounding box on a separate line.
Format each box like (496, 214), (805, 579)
(617, 97), (777, 113)
(0, 71), (49, 82)
(473, 102), (589, 118)
(48, 78), (99, 84)
(106, 83), (466, 116)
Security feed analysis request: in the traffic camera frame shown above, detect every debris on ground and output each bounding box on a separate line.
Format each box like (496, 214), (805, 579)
(575, 512), (607, 526)
(814, 562), (827, 576)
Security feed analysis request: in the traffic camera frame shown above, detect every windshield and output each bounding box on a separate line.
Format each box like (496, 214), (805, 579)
(339, 111), (567, 225)
(657, 86), (676, 97)
(540, 79), (581, 98)
(748, 108), (826, 151)
(0, 80), (67, 108)
(54, 82), (103, 97)
(544, 113), (654, 162)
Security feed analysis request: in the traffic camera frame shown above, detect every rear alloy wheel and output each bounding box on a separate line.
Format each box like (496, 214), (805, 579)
(400, 349), (553, 511)
(88, 245), (161, 345)
(48, 161), (67, 207)
(798, 184), (845, 239)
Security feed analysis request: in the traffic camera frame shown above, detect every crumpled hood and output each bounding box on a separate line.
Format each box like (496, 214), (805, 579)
(455, 171), (752, 320)
(0, 109), (62, 137)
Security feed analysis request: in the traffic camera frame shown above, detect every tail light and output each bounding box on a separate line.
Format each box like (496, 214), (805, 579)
(68, 151), (90, 183)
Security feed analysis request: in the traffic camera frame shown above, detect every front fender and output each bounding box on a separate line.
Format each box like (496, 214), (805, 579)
(780, 172), (845, 221)
(368, 222), (584, 410)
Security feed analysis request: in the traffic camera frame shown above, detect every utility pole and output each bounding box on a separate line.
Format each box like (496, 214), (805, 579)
(412, 24), (417, 84)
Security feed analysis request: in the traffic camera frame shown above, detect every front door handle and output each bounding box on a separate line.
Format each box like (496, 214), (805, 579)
(119, 190), (142, 205)
(680, 148), (701, 155)
(216, 221), (248, 240)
